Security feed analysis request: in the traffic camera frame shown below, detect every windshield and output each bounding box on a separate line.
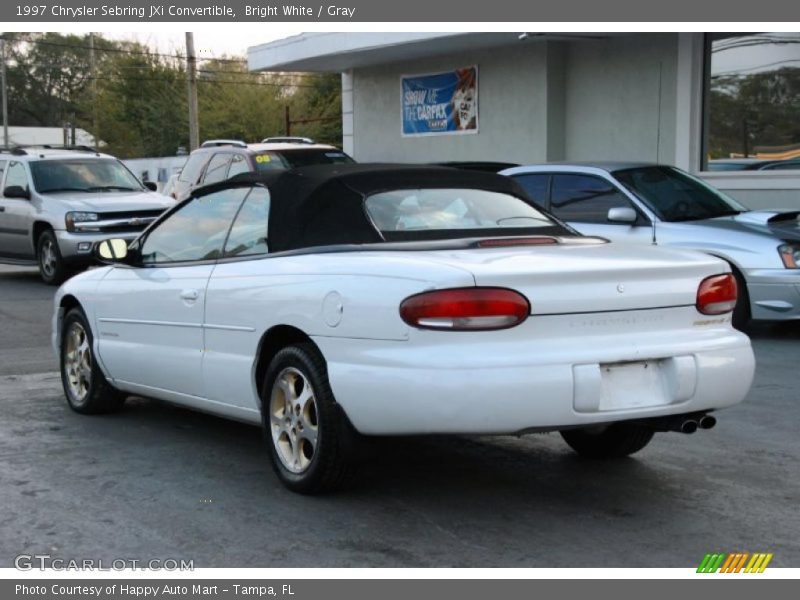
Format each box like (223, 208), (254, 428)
(30, 159), (144, 193)
(252, 149), (355, 172)
(365, 188), (569, 241)
(613, 166), (747, 222)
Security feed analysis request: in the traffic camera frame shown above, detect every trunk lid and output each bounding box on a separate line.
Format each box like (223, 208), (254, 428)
(416, 240), (727, 315)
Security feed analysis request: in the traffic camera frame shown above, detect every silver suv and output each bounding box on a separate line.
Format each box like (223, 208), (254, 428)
(0, 146), (173, 284)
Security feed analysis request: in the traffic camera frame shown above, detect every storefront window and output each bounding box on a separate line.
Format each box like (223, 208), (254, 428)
(705, 33), (800, 172)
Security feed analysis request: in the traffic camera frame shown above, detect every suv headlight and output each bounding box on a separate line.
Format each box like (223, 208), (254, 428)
(65, 212), (99, 232)
(778, 243), (800, 268)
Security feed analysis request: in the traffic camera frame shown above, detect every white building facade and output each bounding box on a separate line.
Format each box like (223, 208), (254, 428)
(249, 32), (800, 209)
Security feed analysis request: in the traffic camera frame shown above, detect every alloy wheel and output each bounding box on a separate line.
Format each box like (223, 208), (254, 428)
(64, 321), (92, 404)
(269, 367), (319, 473)
(40, 238), (57, 278)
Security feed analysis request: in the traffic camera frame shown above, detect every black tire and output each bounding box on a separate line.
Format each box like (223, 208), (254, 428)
(560, 423), (654, 458)
(261, 343), (354, 494)
(37, 228), (71, 285)
(731, 268), (751, 331)
(59, 308), (125, 414)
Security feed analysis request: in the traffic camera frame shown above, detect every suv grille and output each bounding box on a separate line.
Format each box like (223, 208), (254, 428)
(74, 209), (165, 233)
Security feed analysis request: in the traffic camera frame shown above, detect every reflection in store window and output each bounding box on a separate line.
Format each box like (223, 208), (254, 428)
(705, 33), (800, 172)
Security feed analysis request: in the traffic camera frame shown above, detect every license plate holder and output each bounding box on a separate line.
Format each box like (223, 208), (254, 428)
(598, 360), (667, 411)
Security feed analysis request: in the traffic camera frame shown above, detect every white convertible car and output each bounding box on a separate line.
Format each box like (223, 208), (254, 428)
(53, 164), (755, 493)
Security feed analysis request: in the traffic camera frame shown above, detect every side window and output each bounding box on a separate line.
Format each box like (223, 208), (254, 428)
(513, 174), (549, 209)
(223, 187), (270, 257)
(178, 153), (207, 183)
(202, 153), (232, 185)
(4, 162), (30, 192)
(550, 174), (632, 223)
(227, 154), (250, 178)
(140, 188), (249, 264)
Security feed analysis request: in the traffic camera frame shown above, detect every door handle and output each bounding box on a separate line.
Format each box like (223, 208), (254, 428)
(179, 289), (200, 301)
(0, 206), (5, 212)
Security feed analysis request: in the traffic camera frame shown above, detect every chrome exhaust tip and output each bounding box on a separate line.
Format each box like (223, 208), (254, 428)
(698, 415), (717, 430)
(680, 420), (698, 434)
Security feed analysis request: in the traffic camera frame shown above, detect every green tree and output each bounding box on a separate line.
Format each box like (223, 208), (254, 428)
(3, 32), (109, 128)
(197, 59), (286, 143)
(708, 67), (800, 158)
(92, 45), (187, 158)
(284, 73), (343, 145)
(2, 33), (344, 157)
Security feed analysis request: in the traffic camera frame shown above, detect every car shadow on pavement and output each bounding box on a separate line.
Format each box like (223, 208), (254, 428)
(91, 395), (675, 509)
(0, 268), (39, 279)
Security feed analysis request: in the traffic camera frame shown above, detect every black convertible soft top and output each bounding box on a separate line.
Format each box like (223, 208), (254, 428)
(198, 163), (570, 253)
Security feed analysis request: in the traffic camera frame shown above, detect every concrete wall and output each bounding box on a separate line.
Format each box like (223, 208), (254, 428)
(700, 173), (800, 210)
(349, 36), (681, 167)
(344, 32), (800, 208)
(351, 42), (551, 163)
(564, 34), (678, 163)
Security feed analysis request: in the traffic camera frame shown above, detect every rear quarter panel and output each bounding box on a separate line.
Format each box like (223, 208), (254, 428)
(201, 252), (475, 410)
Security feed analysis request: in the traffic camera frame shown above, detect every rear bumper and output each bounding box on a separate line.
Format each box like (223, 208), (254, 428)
(744, 268), (800, 321)
(314, 314), (754, 435)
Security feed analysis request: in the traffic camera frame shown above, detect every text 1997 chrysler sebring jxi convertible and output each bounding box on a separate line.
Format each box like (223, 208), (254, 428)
(52, 164), (755, 493)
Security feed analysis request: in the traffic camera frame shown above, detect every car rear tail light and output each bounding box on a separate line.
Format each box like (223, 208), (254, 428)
(399, 287), (530, 331)
(696, 273), (738, 315)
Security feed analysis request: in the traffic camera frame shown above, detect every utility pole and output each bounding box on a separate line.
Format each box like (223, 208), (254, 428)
(285, 105), (291, 136)
(89, 33), (98, 151)
(741, 118), (750, 158)
(1, 38), (9, 148)
(186, 33), (199, 151)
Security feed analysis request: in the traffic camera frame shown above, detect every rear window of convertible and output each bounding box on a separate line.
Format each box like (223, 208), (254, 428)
(365, 188), (556, 235)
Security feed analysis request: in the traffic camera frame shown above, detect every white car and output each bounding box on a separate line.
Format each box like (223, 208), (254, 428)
(500, 162), (800, 328)
(52, 165), (755, 493)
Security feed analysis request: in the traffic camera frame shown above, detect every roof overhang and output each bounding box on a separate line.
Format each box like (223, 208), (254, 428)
(247, 32), (613, 73)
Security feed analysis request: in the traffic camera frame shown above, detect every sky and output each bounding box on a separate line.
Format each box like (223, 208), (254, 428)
(105, 30), (305, 60)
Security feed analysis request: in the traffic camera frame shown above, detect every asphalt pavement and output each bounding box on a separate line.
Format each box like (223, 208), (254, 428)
(1, 264), (798, 567)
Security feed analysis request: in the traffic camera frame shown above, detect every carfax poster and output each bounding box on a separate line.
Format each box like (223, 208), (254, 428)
(401, 66), (479, 136)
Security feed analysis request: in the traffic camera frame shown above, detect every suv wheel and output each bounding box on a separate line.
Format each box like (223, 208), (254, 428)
(37, 229), (71, 285)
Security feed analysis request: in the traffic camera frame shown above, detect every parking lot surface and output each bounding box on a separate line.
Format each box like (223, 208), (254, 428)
(1, 264), (798, 567)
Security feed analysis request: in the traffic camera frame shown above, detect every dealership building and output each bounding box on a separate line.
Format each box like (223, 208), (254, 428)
(248, 32), (800, 209)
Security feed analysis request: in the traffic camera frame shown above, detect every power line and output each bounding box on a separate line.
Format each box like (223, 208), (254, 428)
(19, 61), (315, 83)
(711, 58), (800, 77)
(0, 34), (328, 79)
(86, 75), (322, 88)
(2, 32), (228, 62)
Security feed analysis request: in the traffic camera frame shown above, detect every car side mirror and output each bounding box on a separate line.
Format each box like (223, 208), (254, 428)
(95, 238), (130, 263)
(143, 181), (158, 192)
(607, 207), (638, 224)
(3, 185), (30, 200)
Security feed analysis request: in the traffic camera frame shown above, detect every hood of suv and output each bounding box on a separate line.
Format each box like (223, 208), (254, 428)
(44, 190), (173, 213)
